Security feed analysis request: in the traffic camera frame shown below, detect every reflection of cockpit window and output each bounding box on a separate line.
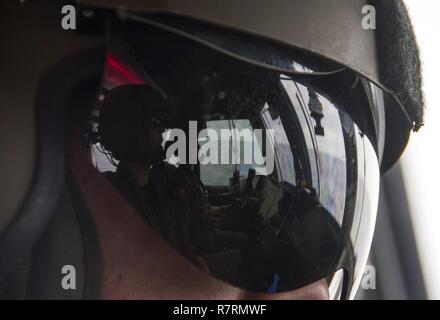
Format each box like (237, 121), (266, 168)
(92, 143), (118, 173)
(280, 79), (348, 225)
(199, 120), (233, 187)
(199, 119), (267, 187)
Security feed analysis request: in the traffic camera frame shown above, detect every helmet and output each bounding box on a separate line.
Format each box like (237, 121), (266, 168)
(0, 0), (423, 300)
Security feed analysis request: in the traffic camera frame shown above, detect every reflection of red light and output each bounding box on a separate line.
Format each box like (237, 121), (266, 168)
(106, 53), (146, 87)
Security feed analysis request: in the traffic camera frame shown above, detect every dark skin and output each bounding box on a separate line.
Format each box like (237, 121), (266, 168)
(66, 128), (329, 299)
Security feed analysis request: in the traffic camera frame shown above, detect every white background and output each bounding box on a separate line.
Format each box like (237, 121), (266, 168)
(400, 0), (440, 299)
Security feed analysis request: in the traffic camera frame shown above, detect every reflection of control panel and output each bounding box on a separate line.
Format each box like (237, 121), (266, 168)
(258, 179), (283, 222)
(246, 174), (294, 238)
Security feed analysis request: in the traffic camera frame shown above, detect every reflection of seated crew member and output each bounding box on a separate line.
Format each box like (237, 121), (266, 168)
(98, 84), (208, 269)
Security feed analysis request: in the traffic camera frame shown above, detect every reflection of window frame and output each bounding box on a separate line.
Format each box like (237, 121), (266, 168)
(260, 106), (283, 183)
(260, 100), (299, 187)
(279, 79), (320, 191)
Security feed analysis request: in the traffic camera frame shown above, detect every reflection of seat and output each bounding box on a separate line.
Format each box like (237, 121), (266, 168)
(196, 228), (249, 287)
(212, 229), (249, 252)
(202, 250), (243, 287)
(207, 193), (233, 207)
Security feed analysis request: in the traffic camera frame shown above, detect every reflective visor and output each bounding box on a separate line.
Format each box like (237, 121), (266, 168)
(95, 19), (381, 299)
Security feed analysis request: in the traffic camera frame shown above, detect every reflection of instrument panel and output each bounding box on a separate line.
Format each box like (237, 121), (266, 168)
(257, 178), (283, 222)
(244, 175), (285, 236)
(246, 173), (299, 241)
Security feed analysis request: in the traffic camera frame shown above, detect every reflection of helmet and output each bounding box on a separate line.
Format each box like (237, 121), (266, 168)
(98, 84), (165, 163)
(0, 0), (423, 300)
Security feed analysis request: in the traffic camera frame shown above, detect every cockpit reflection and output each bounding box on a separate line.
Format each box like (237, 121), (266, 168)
(88, 45), (372, 293)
